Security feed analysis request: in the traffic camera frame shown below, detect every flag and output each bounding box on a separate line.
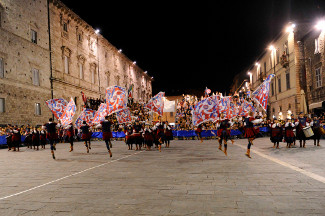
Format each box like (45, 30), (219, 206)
(251, 74), (275, 111)
(75, 108), (96, 129)
(205, 87), (211, 96)
(144, 92), (165, 116)
(91, 103), (107, 125)
(192, 96), (218, 126)
(128, 84), (134, 98)
(45, 98), (68, 120)
(81, 91), (87, 105)
(60, 98), (76, 126)
(106, 85), (128, 116)
(116, 108), (132, 124)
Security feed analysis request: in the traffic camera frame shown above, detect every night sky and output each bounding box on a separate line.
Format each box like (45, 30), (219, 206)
(61, 0), (325, 96)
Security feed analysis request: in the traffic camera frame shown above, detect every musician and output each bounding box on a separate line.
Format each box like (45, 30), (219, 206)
(40, 127), (47, 149)
(80, 121), (92, 153)
(143, 124), (154, 151)
(156, 121), (165, 152)
(244, 111), (263, 158)
(133, 120), (143, 151)
(284, 118), (295, 148)
(98, 116), (113, 157)
(31, 127), (40, 150)
(217, 113), (232, 156)
(310, 115), (323, 147)
(45, 118), (59, 159)
(65, 123), (75, 152)
(269, 118), (282, 149)
(11, 125), (21, 152)
(164, 122), (173, 148)
(295, 112), (309, 148)
(125, 124), (134, 150)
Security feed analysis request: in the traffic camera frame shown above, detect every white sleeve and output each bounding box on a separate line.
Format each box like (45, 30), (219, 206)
(295, 121), (299, 126)
(310, 121), (314, 127)
(306, 122), (310, 127)
(285, 122), (290, 127)
(95, 124), (102, 129)
(251, 119), (263, 124)
(56, 123), (61, 128)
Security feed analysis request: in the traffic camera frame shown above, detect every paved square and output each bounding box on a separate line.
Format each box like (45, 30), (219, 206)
(0, 138), (324, 215)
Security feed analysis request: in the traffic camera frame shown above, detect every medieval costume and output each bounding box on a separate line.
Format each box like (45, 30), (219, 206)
(45, 119), (59, 159)
(244, 113), (262, 158)
(269, 118), (282, 149)
(217, 115), (232, 156)
(284, 119), (295, 148)
(80, 121), (92, 153)
(310, 116), (323, 146)
(98, 117), (113, 157)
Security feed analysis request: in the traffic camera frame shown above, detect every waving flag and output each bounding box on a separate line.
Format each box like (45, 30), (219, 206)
(128, 84), (134, 98)
(45, 98), (68, 120)
(116, 108), (132, 124)
(92, 103), (108, 126)
(75, 108), (96, 129)
(205, 87), (211, 97)
(106, 85), (128, 116)
(60, 98), (76, 126)
(144, 92), (165, 116)
(81, 91), (87, 105)
(251, 74), (275, 111)
(192, 96), (218, 126)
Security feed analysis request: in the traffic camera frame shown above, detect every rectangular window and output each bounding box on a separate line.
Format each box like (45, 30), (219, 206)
(276, 49), (280, 64)
(315, 37), (320, 54)
(0, 98), (5, 113)
(106, 75), (110, 87)
(32, 68), (40, 86)
(264, 62), (267, 75)
(31, 30), (37, 44)
(91, 68), (95, 84)
(316, 67), (322, 88)
(63, 22), (68, 32)
(170, 112), (173, 117)
(271, 82), (274, 96)
(286, 70), (290, 90)
(35, 103), (41, 115)
(79, 63), (83, 79)
(278, 77), (282, 93)
(64, 56), (69, 74)
(0, 57), (4, 78)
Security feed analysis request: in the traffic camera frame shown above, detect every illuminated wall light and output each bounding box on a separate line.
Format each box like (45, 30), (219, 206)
(285, 23), (296, 33)
(118, 49), (122, 53)
(315, 20), (325, 30)
(95, 29), (100, 34)
(133, 61), (136, 65)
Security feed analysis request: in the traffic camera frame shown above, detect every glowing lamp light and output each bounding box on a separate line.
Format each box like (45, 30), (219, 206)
(255, 62), (260, 66)
(247, 72), (252, 76)
(95, 29), (100, 34)
(118, 49), (122, 53)
(144, 71), (147, 74)
(286, 23), (296, 33)
(269, 45), (275, 51)
(133, 61), (136, 65)
(315, 20), (325, 30)
(151, 76), (154, 79)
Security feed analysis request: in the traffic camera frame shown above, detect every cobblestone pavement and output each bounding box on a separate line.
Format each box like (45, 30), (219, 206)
(0, 138), (324, 216)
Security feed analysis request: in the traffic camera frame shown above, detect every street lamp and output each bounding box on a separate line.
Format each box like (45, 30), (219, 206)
(315, 20), (325, 30)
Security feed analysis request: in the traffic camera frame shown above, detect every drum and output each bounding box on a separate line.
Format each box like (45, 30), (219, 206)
(303, 126), (314, 138)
